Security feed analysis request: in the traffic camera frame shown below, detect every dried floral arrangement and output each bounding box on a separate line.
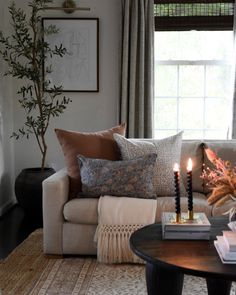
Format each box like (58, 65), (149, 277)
(201, 148), (236, 218)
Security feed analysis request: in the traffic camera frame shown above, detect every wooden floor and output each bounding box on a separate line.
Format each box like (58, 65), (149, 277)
(0, 205), (40, 259)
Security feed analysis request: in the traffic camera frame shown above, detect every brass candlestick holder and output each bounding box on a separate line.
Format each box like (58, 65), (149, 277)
(170, 213), (186, 224)
(176, 212), (181, 223)
(188, 210), (194, 220)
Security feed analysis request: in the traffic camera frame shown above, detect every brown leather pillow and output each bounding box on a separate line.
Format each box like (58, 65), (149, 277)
(55, 123), (126, 198)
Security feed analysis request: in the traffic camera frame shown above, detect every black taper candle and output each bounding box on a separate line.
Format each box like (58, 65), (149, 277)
(173, 164), (181, 220)
(187, 158), (194, 220)
(187, 170), (193, 211)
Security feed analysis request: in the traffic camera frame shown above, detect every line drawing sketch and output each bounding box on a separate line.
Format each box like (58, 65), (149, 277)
(43, 18), (98, 92)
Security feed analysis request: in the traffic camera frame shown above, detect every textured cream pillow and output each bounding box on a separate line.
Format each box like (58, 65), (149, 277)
(114, 132), (184, 196)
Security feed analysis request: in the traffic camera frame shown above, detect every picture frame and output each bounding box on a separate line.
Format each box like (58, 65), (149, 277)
(42, 18), (99, 92)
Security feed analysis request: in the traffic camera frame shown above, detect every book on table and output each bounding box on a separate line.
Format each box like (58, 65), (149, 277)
(161, 212), (211, 240)
(214, 241), (236, 264)
(222, 230), (236, 251)
(213, 228), (236, 264)
(163, 230), (210, 240)
(215, 236), (236, 260)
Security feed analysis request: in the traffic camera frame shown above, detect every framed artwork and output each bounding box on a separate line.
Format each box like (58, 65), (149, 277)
(42, 18), (99, 92)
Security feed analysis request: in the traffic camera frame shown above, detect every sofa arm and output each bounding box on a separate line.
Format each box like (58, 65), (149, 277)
(43, 168), (69, 254)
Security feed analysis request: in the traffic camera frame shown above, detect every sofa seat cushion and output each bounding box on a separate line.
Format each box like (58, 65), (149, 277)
(155, 192), (212, 222)
(64, 197), (99, 225)
(63, 193), (211, 224)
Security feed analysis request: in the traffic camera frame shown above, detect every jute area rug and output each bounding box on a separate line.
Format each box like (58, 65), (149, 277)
(0, 230), (235, 295)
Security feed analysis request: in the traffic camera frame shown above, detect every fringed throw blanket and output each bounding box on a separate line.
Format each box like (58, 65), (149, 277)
(95, 195), (157, 264)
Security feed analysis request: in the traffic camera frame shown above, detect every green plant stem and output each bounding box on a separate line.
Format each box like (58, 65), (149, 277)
(0, 0), (71, 170)
(31, 5), (47, 169)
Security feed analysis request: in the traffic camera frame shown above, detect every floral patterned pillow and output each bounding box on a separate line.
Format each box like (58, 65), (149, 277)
(78, 153), (157, 199)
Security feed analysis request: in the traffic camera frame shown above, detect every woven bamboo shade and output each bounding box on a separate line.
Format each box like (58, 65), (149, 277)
(154, 0), (234, 30)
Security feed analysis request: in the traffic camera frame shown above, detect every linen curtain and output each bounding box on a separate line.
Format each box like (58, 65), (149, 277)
(232, 0), (236, 138)
(120, 0), (154, 138)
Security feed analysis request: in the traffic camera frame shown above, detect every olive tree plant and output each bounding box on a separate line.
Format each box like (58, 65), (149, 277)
(0, 0), (71, 169)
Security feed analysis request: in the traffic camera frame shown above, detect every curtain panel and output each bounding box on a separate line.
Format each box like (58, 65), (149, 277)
(120, 0), (154, 138)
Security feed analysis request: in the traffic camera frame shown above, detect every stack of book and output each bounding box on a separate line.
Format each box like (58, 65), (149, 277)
(214, 231), (236, 264)
(161, 212), (211, 240)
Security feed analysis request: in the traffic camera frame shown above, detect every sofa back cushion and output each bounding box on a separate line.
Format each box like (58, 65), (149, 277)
(180, 141), (203, 193)
(55, 123), (126, 198)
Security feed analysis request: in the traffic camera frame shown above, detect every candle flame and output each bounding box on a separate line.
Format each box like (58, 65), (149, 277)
(187, 158), (192, 171)
(173, 163), (179, 172)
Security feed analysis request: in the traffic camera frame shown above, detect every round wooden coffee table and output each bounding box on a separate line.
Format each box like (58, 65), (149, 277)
(130, 217), (236, 295)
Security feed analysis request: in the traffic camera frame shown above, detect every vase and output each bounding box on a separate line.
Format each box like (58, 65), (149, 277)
(15, 168), (55, 227)
(229, 211), (236, 223)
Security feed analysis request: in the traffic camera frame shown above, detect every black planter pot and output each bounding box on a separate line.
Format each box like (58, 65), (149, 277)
(15, 168), (55, 227)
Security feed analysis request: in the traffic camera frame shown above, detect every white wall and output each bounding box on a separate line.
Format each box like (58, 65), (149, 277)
(0, 0), (122, 213)
(0, 0), (16, 214)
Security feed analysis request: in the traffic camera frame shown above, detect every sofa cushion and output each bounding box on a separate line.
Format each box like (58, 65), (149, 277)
(155, 193), (212, 222)
(180, 141), (203, 193)
(63, 193), (210, 224)
(114, 132), (183, 196)
(203, 141), (236, 194)
(55, 123), (126, 198)
(63, 197), (99, 225)
(78, 153), (156, 198)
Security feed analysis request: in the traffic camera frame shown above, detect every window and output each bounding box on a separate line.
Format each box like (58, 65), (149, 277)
(153, 0), (234, 140)
(154, 31), (233, 139)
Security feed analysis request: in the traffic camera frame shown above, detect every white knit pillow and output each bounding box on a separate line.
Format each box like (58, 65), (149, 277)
(114, 132), (185, 196)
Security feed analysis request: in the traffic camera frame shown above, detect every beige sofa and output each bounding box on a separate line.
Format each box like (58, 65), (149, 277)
(43, 140), (236, 255)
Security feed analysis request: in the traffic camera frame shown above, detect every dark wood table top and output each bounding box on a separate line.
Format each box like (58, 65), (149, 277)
(130, 217), (236, 281)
